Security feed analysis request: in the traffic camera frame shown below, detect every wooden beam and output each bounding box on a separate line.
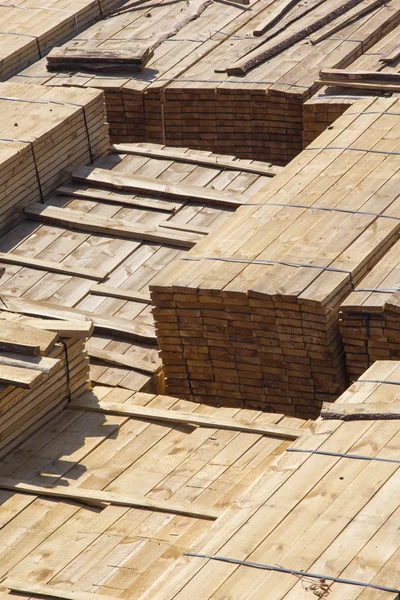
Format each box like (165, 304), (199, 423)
(69, 399), (301, 439)
(24, 203), (200, 249)
(0, 477), (221, 519)
(71, 166), (245, 208)
(56, 185), (178, 212)
(321, 402), (400, 420)
(87, 349), (159, 374)
(111, 144), (282, 177)
(0, 295), (156, 344)
(0, 252), (107, 281)
(3, 579), (117, 600)
(90, 284), (151, 304)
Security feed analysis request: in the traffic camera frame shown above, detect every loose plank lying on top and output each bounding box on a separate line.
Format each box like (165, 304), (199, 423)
(111, 144), (282, 177)
(56, 185), (178, 212)
(0, 252), (107, 281)
(0, 320), (58, 354)
(69, 398), (301, 439)
(0, 365), (46, 389)
(322, 402), (400, 420)
(3, 579), (117, 600)
(47, 46), (154, 71)
(0, 477), (221, 519)
(90, 284), (151, 304)
(71, 166), (246, 208)
(24, 204), (200, 248)
(87, 348), (158, 374)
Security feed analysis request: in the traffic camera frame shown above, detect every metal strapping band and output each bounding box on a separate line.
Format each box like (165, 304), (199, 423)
(0, 137), (43, 202)
(245, 201), (400, 222)
(287, 448), (400, 464)
(359, 378), (400, 386)
(347, 110), (400, 116)
(353, 287), (400, 292)
(307, 146), (400, 156)
(181, 256), (352, 274)
(59, 340), (71, 402)
(184, 553), (400, 594)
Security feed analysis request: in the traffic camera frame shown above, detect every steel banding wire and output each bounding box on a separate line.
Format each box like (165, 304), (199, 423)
(353, 288), (400, 292)
(244, 200), (400, 221)
(359, 379), (400, 386)
(181, 256), (352, 275)
(286, 448), (400, 464)
(306, 146), (400, 156)
(183, 553), (400, 594)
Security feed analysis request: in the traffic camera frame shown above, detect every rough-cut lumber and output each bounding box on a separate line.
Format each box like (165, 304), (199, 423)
(0, 353), (60, 375)
(24, 203), (200, 248)
(70, 398), (301, 438)
(0, 365), (45, 389)
(0, 252), (107, 281)
(0, 476), (221, 519)
(0, 321), (58, 355)
(47, 46), (154, 72)
(320, 68), (400, 83)
(56, 185), (178, 212)
(18, 319), (94, 338)
(71, 167), (245, 208)
(321, 401), (400, 419)
(87, 349), (158, 374)
(3, 579), (117, 600)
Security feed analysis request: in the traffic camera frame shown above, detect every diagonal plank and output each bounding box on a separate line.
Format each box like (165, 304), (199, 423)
(90, 284), (151, 304)
(0, 252), (107, 281)
(69, 399), (301, 439)
(322, 402), (400, 420)
(0, 477), (221, 520)
(3, 579), (117, 600)
(87, 348), (159, 374)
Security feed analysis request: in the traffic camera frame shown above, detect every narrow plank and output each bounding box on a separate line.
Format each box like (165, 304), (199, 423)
(0, 252), (107, 281)
(90, 284), (151, 304)
(24, 204), (199, 249)
(111, 144), (281, 177)
(0, 477), (221, 519)
(87, 349), (158, 374)
(253, 0), (299, 36)
(69, 399), (301, 439)
(56, 185), (178, 212)
(0, 353), (60, 375)
(71, 166), (245, 208)
(159, 221), (211, 235)
(321, 402), (400, 420)
(18, 319), (94, 338)
(4, 578), (124, 600)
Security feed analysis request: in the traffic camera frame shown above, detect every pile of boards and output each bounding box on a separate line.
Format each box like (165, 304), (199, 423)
(13, 0), (400, 164)
(0, 311), (92, 459)
(151, 97), (400, 418)
(0, 82), (108, 235)
(340, 239), (400, 383)
(0, 0), (125, 81)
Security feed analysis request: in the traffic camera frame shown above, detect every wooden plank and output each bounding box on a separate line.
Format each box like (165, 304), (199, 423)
(4, 578), (128, 600)
(0, 477), (221, 519)
(0, 365), (46, 389)
(56, 185), (178, 212)
(0, 341), (41, 356)
(318, 79), (400, 91)
(319, 68), (400, 83)
(87, 349), (158, 374)
(71, 166), (245, 208)
(0, 321), (58, 354)
(24, 203), (200, 249)
(111, 144), (281, 177)
(0, 252), (107, 281)
(380, 42), (400, 63)
(69, 399), (301, 439)
(321, 402), (400, 420)
(159, 221), (211, 236)
(0, 295), (156, 343)
(310, 0), (385, 44)
(47, 46), (154, 71)
(0, 353), (60, 375)
(18, 318), (94, 338)
(90, 284), (151, 304)
(253, 0), (300, 36)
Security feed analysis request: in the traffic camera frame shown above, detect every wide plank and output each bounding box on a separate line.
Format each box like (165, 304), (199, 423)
(87, 349), (158, 374)
(322, 402), (400, 420)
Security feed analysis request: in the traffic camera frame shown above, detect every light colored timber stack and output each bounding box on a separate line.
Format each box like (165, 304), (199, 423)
(340, 239), (400, 383)
(303, 24), (400, 147)
(0, 82), (108, 235)
(151, 97), (400, 419)
(0, 0), (126, 81)
(13, 0), (400, 164)
(0, 311), (92, 459)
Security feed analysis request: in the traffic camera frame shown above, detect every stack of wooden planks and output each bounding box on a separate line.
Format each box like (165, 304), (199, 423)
(151, 97), (400, 418)
(0, 383), (307, 599)
(0, 82), (109, 235)
(340, 239), (400, 383)
(0, 141), (277, 394)
(143, 361), (400, 600)
(0, 311), (92, 459)
(303, 24), (400, 147)
(13, 0), (400, 164)
(0, 0), (126, 81)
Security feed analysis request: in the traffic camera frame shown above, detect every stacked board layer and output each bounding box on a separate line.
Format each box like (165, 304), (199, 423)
(13, 0), (400, 164)
(341, 238), (400, 382)
(151, 97), (400, 418)
(0, 0), (126, 81)
(0, 311), (92, 459)
(0, 142), (277, 393)
(0, 82), (109, 235)
(0, 383), (306, 598)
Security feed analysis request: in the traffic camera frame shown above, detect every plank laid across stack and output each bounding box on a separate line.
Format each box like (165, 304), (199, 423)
(14, 0), (400, 163)
(0, 141), (276, 394)
(151, 97), (400, 419)
(340, 239), (400, 383)
(143, 361), (400, 600)
(0, 311), (92, 459)
(0, 0), (126, 81)
(0, 82), (108, 235)
(0, 383), (307, 600)
(303, 24), (400, 147)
